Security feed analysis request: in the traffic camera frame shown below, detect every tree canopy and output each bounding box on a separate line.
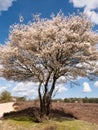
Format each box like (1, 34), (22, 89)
(0, 90), (12, 102)
(0, 12), (98, 117)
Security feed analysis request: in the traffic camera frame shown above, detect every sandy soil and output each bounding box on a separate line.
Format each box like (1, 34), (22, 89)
(0, 102), (15, 118)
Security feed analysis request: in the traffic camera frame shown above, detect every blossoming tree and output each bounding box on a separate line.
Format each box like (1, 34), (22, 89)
(0, 13), (98, 117)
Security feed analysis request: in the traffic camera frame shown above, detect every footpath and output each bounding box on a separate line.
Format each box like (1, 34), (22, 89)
(0, 102), (15, 118)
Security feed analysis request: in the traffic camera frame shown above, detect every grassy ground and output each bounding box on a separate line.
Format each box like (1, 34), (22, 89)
(0, 118), (98, 130)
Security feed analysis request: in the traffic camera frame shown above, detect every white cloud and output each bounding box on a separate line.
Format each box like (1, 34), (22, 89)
(12, 82), (68, 98)
(0, 77), (14, 87)
(0, 77), (68, 99)
(0, 0), (16, 14)
(70, 0), (98, 24)
(0, 77), (6, 81)
(55, 83), (68, 93)
(12, 82), (38, 98)
(70, 0), (88, 8)
(0, 86), (7, 93)
(94, 81), (98, 87)
(57, 76), (67, 83)
(0, 78), (10, 93)
(83, 82), (92, 92)
(0, 78), (14, 93)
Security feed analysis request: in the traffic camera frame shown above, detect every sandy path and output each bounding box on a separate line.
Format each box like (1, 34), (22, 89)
(0, 102), (15, 118)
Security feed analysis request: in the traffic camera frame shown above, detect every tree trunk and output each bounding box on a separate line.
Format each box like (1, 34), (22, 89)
(45, 77), (57, 116)
(38, 83), (47, 117)
(38, 83), (43, 117)
(38, 75), (57, 119)
(45, 95), (51, 116)
(39, 94), (51, 117)
(39, 78), (56, 117)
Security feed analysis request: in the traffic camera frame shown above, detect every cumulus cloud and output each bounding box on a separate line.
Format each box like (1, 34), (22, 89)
(12, 81), (68, 99)
(0, 77), (14, 87)
(70, 0), (98, 24)
(83, 82), (92, 92)
(0, 86), (7, 93)
(0, 0), (16, 14)
(12, 82), (38, 98)
(0, 78), (14, 93)
(57, 76), (67, 83)
(55, 83), (68, 93)
(94, 81), (98, 87)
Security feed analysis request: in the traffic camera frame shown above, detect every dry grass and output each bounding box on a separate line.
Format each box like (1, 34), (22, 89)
(0, 119), (98, 130)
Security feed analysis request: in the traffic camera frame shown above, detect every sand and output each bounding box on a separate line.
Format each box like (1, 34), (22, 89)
(0, 102), (15, 118)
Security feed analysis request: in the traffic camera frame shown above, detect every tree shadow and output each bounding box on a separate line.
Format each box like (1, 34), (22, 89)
(50, 108), (77, 121)
(1, 107), (76, 122)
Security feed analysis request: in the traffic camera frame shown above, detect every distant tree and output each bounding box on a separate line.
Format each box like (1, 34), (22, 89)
(16, 96), (27, 102)
(83, 97), (88, 103)
(64, 98), (69, 103)
(0, 90), (12, 102)
(0, 12), (98, 118)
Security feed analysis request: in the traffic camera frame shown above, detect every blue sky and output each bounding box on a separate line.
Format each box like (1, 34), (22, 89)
(0, 0), (98, 99)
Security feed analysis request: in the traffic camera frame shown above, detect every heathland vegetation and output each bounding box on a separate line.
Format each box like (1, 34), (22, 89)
(1, 101), (98, 130)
